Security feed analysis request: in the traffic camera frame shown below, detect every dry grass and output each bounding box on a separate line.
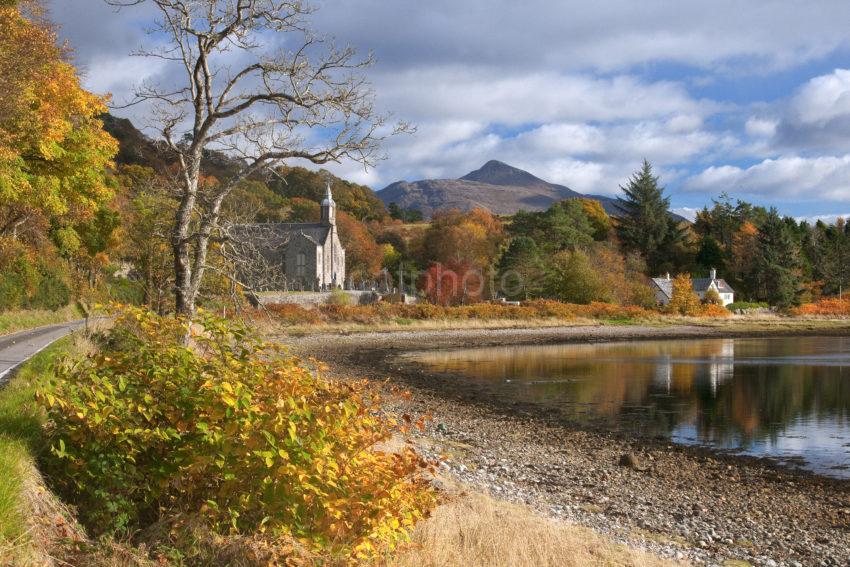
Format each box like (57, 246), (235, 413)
(390, 493), (686, 567)
(0, 305), (82, 337)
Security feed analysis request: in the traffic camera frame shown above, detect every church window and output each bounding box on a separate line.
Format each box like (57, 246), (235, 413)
(296, 252), (306, 277)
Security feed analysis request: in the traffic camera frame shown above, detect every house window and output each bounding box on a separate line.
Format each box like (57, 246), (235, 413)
(296, 252), (306, 277)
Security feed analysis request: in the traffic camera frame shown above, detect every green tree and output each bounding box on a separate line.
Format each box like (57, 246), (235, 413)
(696, 235), (725, 273)
(615, 160), (679, 274)
(498, 236), (545, 299)
(821, 218), (850, 297)
(510, 199), (594, 252)
(755, 209), (800, 308)
(546, 249), (610, 304)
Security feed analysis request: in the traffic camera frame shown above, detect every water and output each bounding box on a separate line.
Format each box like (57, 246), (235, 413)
(409, 336), (850, 478)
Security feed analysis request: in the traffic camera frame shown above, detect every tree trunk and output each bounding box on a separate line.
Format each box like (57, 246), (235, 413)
(173, 167), (200, 317)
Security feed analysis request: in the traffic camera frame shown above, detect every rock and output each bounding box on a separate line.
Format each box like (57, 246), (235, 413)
(618, 453), (641, 469)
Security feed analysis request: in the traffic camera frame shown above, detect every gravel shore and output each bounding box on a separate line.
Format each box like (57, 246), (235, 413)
(280, 324), (850, 567)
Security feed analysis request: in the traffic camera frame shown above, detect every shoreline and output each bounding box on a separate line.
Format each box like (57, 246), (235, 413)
(280, 322), (850, 566)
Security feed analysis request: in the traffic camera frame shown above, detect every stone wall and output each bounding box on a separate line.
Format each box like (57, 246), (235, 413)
(257, 290), (380, 306)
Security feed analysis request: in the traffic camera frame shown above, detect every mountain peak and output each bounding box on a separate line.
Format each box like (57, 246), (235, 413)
(460, 160), (544, 187)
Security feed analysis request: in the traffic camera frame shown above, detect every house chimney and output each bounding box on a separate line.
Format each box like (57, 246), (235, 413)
(710, 268), (717, 280)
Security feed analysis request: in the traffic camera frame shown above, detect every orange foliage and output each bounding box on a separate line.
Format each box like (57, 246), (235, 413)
(263, 299), (654, 325)
(698, 303), (732, 318)
(419, 261), (485, 306)
(336, 211), (382, 279)
(793, 297), (850, 317)
(420, 208), (505, 269)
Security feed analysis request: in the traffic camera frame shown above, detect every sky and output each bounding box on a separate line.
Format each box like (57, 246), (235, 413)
(46, 0), (850, 220)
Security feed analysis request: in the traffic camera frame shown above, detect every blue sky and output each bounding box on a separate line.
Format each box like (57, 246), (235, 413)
(48, 0), (850, 220)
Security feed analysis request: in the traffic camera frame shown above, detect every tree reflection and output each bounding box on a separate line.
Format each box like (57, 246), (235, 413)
(413, 337), (850, 473)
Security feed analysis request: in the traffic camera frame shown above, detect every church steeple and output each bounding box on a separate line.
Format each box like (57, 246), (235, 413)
(321, 182), (336, 225)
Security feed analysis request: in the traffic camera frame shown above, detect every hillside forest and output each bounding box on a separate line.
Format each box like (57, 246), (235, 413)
(1, 3), (849, 317)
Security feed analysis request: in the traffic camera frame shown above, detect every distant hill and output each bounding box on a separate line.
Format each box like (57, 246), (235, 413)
(101, 114), (387, 220)
(378, 160), (624, 219)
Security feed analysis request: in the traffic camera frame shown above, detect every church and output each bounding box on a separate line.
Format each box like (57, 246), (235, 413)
(237, 184), (346, 291)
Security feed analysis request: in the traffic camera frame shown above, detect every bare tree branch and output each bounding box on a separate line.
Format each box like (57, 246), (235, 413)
(106, 0), (405, 315)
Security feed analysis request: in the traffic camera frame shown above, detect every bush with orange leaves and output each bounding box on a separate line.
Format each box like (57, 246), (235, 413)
(262, 299), (654, 325)
(793, 297), (850, 317)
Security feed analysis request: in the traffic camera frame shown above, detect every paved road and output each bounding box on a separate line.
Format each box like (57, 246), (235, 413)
(0, 320), (85, 384)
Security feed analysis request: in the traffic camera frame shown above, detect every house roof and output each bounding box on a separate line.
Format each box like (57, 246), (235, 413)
(692, 278), (734, 294)
(651, 278), (673, 299)
(651, 276), (734, 298)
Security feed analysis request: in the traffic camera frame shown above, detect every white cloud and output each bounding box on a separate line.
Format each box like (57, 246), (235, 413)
(789, 69), (850, 125)
(795, 213), (850, 224)
(673, 207), (700, 222)
(373, 68), (713, 126)
(686, 155), (850, 201)
(745, 117), (778, 138)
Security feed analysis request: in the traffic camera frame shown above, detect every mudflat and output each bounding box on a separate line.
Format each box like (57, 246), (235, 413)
(279, 322), (850, 567)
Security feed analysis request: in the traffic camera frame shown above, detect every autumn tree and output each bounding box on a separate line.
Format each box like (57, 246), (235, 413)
(419, 261), (484, 306)
(336, 211), (382, 281)
(668, 274), (701, 316)
(419, 209), (505, 270)
(0, 2), (117, 241)
(579, 198), (612, 241)
(109, 0), (403, 316)
(731, 221), (759, 297)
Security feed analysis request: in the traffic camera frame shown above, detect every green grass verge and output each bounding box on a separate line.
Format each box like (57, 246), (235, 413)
(0, 337), (72, 541)
(0, 305), (82, 337)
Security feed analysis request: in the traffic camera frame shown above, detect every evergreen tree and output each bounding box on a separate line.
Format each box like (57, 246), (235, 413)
(822, 218), (850, 297)
(755, 209), (800, 308)
(615, 160), (678, 274)
(497, 236), (545, 299)
(509, 199), (595, 252)
(696, 235), (725, 273)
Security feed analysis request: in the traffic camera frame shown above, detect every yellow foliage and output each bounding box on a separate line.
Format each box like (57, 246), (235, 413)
(0, 5), (117, 222)
(667, 274), (702, 316)
(37, 307), (436, 559)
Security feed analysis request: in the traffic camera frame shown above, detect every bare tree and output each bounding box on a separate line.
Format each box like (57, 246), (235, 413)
(107, 0), (403, 315)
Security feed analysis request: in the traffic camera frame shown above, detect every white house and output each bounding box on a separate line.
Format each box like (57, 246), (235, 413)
(651, 268), (735, 307)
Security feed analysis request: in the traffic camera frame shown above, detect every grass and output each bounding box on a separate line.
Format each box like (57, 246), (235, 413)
(0, 337), (71, 563)
(390, 492), (686, 567)
(0, 305), (82, 337)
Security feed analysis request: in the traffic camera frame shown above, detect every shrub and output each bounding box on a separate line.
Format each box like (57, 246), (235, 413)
(726, 301), (770, 312)
(37, 307), (435, 559)
(29, 270), (71, 310)
(702, 288), (722, 306)
(792, 297), (850, 317)
(698, 303), (731, 318)
(326, 287), (352, 306)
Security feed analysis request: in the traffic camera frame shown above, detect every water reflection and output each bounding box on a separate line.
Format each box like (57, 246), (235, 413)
(409, 337), (850, 478)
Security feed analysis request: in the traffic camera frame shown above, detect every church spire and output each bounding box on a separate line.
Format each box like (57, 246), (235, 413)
(321, 182), (336, 225)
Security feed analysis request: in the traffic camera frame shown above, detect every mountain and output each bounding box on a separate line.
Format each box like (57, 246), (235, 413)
(379, 160), (622, 219)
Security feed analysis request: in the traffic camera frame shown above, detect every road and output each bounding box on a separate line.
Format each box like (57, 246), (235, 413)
(0, 320), (85, 384)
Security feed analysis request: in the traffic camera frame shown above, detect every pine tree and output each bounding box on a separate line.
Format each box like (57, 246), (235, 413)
(755, 208), (800, 308)
(822, 218), (850, 297)
(498, 236), (545, 299)
(615, 160), (678, 274)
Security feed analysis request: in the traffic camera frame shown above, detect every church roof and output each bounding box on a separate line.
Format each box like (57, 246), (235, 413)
(231, 223), (332, 246)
